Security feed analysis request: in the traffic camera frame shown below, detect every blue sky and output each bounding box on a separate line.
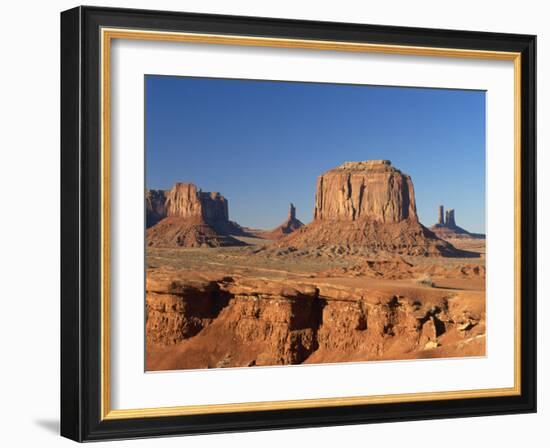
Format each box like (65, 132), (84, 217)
(145, 76), (486, 233)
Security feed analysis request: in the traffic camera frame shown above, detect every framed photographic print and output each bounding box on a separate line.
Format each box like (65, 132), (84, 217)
(60, 6), (536, 442)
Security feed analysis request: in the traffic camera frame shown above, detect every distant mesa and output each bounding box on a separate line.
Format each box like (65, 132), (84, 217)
(278, 160), (470, 257)
(146, 182), (247, 248)
(430, 205), (485, 240)
(260, 203), (305, 240)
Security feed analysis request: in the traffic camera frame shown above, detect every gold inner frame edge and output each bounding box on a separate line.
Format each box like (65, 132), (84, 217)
(100, 27), (522, 421)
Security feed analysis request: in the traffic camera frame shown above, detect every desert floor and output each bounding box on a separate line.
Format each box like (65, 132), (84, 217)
(145, 236), (486, 371)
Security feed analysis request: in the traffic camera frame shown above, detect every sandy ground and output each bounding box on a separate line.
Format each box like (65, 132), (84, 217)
(146, 237), (486, 370)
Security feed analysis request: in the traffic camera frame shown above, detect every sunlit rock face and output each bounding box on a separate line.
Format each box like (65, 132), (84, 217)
(145, 182), (229, 228)
(313, 160), (418, 224)
(278, 160), (466, 257)
(145, 183), (244, 248)
(164, 182), (229, 224)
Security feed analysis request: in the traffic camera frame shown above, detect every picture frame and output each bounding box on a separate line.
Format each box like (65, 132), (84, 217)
(60, 6), (536, 442)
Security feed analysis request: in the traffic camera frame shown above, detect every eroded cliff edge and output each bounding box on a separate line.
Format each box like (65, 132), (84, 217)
(146, 268), (485, 370)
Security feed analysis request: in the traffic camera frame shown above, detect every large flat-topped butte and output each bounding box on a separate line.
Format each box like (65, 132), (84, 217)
(314, 160), (417, 224)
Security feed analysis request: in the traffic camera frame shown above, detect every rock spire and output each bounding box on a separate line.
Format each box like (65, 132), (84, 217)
(288, 203), (296, 221)
(437, 205), (444, 225)
(430, 205), (485, 240)
(444, 209), (456, 227)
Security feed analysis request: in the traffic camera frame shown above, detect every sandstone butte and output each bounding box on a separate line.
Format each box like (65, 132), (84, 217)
(146, 182), (245, 248)
(278, 160), (466, 257)
(146, 161), (472, 256)
(314, 160), (417, 222)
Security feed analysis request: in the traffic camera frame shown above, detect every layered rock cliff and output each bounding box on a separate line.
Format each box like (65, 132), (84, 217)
(314, 160), (418, 223)
(146, 183), (229, 228)
(164, 183), (229, 224)
(146, 269), (485, 370)
(279, 160), (465, 257)
(146, 182), (245, 247)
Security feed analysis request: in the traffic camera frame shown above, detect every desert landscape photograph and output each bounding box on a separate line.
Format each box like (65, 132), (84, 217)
(144, 76), (486, 371)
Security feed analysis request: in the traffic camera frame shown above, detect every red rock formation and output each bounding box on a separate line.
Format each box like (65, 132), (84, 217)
(260, 203), (304, 240)
(146, 183), (229, 228)
(146, 182), (245, 247)
(145, 269), (485, 370)
(314, 160), (417, 223)
(279, 161), (464, 257)
(145, 189), (167, 227)
(430, 206), (485, 240)
(146, 216), (245, 248)
(165, 183), (229, 224)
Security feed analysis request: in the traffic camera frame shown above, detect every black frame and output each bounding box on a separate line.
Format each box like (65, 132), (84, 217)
(61, 6), (536, 442)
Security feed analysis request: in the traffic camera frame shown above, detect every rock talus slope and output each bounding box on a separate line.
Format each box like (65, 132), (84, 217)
(280, 160), (464, 256)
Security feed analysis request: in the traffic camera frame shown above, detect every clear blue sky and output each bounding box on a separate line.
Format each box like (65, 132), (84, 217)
(146, 75), (486, 233)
